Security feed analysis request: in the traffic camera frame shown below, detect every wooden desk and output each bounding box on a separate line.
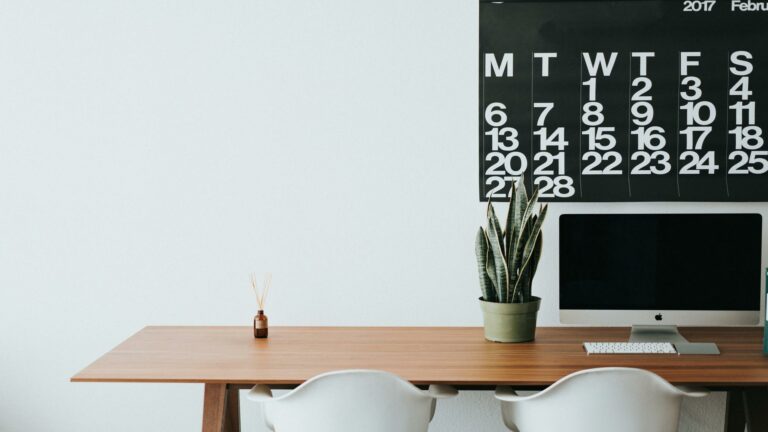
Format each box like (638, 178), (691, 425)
(72, 326), (768, 432)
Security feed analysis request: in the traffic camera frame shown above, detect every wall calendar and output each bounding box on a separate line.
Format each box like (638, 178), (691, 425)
(480, 0), (768, 201)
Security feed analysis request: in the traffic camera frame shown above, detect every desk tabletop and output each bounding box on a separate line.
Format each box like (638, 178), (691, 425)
(71, 326), (768, 388)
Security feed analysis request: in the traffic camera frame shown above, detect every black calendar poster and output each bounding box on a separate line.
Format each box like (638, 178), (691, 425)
(479, 0), (768, 201)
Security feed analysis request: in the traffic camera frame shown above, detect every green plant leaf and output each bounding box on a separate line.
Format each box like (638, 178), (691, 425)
(517, 185), (540, 241)
(487, 201), (504, 256)
(486, 210), (509, 302)
(504, 179), (525, 260)
(475, 227), (497, 302)
(518, 232), (543, 302)
(514, 265), (530, 303)
(510, 204), (548, 302)
(529, 231), (543, 281)
(485, 248), (498, 299)
(484, 229), (498, 299)
(508, 185), (539, 291)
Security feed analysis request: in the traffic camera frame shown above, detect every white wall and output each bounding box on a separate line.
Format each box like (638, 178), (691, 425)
(0, 1), (764, 431)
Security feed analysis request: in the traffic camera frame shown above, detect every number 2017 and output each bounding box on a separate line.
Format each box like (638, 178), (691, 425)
(683, 0), (715, 12)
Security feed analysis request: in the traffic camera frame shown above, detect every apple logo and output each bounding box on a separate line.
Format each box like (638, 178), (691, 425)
(655, 313), (663, 321)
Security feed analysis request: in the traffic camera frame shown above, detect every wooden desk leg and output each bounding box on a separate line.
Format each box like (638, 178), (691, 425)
(202, 384), (241, 432)
(725, 388), (768, 432)
(724, 390), (746, 432)
(224, 386), (241, 432)
(743, 388), (768, 432)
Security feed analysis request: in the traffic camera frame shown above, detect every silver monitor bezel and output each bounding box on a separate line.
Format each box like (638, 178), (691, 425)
(559, 309), (760, 326)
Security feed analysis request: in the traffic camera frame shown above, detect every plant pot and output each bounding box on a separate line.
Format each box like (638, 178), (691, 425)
(479, 296), (541, 343)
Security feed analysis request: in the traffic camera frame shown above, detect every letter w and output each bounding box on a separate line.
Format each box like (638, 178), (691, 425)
(583, 52), (618, 77)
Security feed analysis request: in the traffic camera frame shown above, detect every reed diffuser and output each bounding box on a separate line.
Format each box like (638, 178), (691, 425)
(250, 272), (272, 339)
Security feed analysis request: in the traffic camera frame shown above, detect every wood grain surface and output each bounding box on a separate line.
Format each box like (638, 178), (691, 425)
(71, 326), (768, 387)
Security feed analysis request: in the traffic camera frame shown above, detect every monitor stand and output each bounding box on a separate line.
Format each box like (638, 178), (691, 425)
(628, 325), (720, 354)
(629, 325), (688, 344)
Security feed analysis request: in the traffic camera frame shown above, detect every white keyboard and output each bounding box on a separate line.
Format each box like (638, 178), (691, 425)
(583, 342), (678, 355)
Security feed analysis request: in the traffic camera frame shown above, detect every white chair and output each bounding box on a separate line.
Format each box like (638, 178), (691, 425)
(495, 367), (708, 432)
(246, 369), (457, 432)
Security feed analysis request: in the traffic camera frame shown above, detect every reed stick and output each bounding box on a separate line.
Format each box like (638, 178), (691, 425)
(250, 272), (272, 310)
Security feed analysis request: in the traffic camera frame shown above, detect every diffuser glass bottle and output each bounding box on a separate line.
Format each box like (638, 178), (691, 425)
(254, 310), (268, 338)
(251, 273), (272, 339)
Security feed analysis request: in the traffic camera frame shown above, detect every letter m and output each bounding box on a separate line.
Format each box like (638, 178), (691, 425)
(485, 53), (514, 77)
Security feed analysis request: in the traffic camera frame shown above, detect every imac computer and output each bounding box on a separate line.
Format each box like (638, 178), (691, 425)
(559, 213), (763, 346)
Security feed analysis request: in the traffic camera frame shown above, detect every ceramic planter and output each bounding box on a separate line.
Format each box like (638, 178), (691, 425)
(479, 296), (541, 343)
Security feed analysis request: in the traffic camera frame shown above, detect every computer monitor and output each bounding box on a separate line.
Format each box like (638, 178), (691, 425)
(559, 213), (763, 338)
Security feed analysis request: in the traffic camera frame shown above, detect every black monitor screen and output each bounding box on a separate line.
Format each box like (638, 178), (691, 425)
(559, 214), (762, 311)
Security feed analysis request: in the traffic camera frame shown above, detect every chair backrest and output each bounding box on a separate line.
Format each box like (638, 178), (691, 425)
(261, 370), (438, 432)
(497, 367), (708, 432)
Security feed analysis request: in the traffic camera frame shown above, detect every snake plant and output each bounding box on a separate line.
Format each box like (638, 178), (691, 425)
(475, 180), (548, 304)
